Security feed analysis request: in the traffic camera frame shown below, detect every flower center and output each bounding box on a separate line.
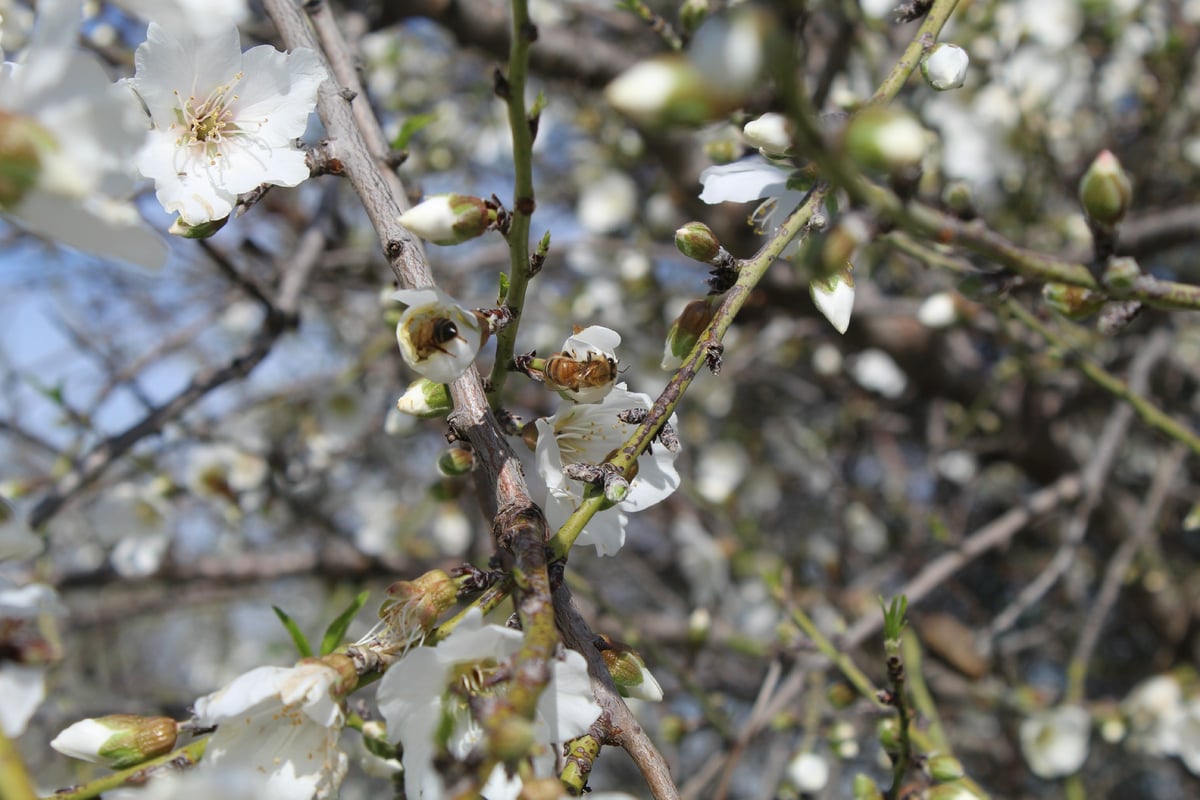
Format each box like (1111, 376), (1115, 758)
(174, 72), (245, 160)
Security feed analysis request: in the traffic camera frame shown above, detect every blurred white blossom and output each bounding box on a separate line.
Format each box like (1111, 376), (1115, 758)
(1019, 705), (1091, 779)
(0, 583), (63, 736)
(0, 0), (166, 267)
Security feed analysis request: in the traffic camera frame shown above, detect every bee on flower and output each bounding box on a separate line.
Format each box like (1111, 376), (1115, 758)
(392, 288), (485, 384)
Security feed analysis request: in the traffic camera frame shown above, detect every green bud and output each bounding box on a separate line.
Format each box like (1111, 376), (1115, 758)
(395, 378), (453, 418)
(675, 221), (722, 263)
(1101, 256), (1141, 297)
(876, 717), (900, 753)
(928, 783), (979, 800)
(51, 715), (178, 769)
(852, 773), (885, 800)
(942, 181), (976, 218)
(1042, 282), (1105, 320)
(928, 754), (966, 782)
(600, 637), (664, 701)
(436, 446), (476, 477)
(1078, 150), (1132, 228)
(843, 107), (926, 176)
(169, 214), (230, 239)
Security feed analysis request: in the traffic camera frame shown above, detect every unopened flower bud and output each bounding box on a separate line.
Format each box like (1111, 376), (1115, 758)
(942, 181), (976, 219)
(743, 112), (793, 156)
(921, 43), (969, 91)
(687, 607), (711, 648)
(662, 297), (718, 369)
(843, 107), (927, 176)
(918, 292), (960, 328)
(927, 784), (977, 800)
(0, 110), (49, 210)
(810, 263), (855, 335)
(1078, 150), (1132, 229)
(436, 446), (476, 477)
(928, 754), (966, 782)
(599, 637), (664, 702)
(1101, 256), (1141, 297)
(168, 214), (229, 239)
(51, 715), (178, 769)
(398, 194), (492, 245)
(396, 378), (453, 418)
(605, 56), (716, 127)
(853, 773), (885, 800)
(787, 751), (830, 792)
(675, 221), (722, 263)
(876, 717), (900, 753)
(1042, 282), (1105, 320)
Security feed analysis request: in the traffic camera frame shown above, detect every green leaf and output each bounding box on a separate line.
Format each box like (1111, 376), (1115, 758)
(273, 606), (313, 658)
(391, 112), (437, 151)
(497, 272), (510, 304)
(878, 594), (909, 644)
(320, 590), (370, 655)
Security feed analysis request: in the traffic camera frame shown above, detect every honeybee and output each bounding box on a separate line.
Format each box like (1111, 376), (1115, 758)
(544, 351), (619, 394)
(412, 317), (464, 358)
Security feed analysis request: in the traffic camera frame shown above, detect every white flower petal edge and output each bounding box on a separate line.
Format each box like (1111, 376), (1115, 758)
(699, 157), (792, 204)
(193, 661), (348, 800)
(393, 287), (484, 384)
(131, 23), (326, 225)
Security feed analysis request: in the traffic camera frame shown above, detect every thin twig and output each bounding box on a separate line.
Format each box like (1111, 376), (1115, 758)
(1066, 443), (1186, 702)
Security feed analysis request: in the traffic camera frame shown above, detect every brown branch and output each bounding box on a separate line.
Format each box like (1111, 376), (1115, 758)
(554, 582), (680, 800)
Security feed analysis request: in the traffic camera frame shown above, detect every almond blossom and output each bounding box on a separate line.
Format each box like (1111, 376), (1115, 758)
(393, 287), (484, 384)
(191, 657), (352, 800)
(535, 384), (681, 556)
(376, 608), (600, 800)
(130, 23), (325, 225)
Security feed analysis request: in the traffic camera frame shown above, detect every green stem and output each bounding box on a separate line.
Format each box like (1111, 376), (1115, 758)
(550, 187), (827, 557)
(488, 0), (538, 399)
(901, 634), (948, 755)
(791, 607), (886, 710)
(0, 728), (36, 800)
(869, 0), (962, 105)
(1005, 300), (1200, 456)
(41, 739), (208, 800)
